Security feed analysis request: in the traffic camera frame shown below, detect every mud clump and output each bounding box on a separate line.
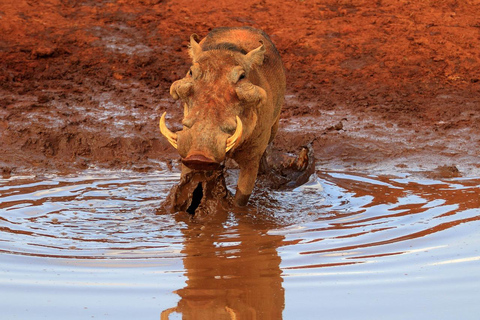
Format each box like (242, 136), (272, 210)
(160, 169), (231, 220)
(428, 165), (462, 179)
(259, 145), (316, 190)
(160, 146), (316, 220)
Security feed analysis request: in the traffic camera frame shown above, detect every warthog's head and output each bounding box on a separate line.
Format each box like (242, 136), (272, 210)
(160, 34), (267, 170)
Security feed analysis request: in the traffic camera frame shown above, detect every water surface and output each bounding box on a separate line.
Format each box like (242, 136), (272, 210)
(1, 169), (479, 319)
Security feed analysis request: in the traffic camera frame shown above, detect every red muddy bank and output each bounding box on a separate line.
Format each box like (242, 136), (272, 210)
(1, 0), (479, 177)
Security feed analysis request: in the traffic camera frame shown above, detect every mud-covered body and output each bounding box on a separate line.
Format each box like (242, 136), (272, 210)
(161, 27), (286, 206)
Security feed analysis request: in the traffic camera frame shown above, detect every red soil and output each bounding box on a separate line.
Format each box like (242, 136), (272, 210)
(1, 0), (479, 177)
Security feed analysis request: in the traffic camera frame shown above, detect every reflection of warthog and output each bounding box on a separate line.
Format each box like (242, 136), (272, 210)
(160, 27), (286, 206)
(161, 220), (285, 319)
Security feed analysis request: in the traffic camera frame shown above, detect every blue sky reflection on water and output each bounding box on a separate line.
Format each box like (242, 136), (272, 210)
(0, 169), (479, 319)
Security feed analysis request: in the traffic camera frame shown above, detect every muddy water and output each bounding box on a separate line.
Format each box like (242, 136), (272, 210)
(1, 169), (479, 319)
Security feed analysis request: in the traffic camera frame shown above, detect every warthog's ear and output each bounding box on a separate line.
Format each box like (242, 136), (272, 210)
(245, 41), (265, 67)
(188, 34), (202, 61)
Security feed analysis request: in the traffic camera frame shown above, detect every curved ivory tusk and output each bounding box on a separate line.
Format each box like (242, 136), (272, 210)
(159, 112), (178, 149)
(226, 116), (243, 152)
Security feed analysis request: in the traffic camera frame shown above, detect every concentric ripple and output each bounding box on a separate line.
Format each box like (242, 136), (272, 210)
(1, 169), (480, 319)
(274, 172), (480, 271)
(0, 170), (183, 259)
(1, 170), (479, 264)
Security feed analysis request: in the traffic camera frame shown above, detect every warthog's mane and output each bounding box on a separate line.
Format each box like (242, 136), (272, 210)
(201, 26), (281, 57)
(202, 42), (248, 55)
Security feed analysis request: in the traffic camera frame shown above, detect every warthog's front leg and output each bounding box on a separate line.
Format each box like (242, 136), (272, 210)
(234, 157), (261, 206)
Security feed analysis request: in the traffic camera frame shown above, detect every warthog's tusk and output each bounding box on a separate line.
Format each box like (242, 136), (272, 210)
(226, 116), (243, 152)
(159, 112), (178, 149)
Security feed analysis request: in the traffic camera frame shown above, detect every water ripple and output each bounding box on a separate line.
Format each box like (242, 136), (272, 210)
(0, 170), (184, 259)
(275, 172), (480, 272)
(1, 169), (480, 319)
(1, 170), (479, 266)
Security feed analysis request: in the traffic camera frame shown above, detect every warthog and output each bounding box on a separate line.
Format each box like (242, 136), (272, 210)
(160, 26), (286, 206)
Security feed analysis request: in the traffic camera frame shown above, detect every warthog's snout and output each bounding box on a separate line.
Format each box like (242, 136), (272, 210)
(181, 153), (220, 171)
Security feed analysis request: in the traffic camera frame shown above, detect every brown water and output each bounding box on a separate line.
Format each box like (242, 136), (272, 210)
(1, 169), (479, 319)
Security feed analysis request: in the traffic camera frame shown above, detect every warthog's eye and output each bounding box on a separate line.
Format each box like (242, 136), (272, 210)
(237, 72), (246, 82)
(188, 64), (201, 79)
(230, 66), (246, 84)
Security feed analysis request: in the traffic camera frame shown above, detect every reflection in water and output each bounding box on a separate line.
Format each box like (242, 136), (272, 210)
(0, 170), (479, 319)
(162, 214), (285, 320)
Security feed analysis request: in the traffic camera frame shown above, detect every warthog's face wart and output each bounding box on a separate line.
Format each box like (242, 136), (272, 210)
(160, 35), (267, 170)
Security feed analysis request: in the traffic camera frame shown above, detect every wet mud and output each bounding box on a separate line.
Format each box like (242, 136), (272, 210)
(161, 145), (315, 219)
(1, 0), (479, 177)
(161, 168), (230, 218)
